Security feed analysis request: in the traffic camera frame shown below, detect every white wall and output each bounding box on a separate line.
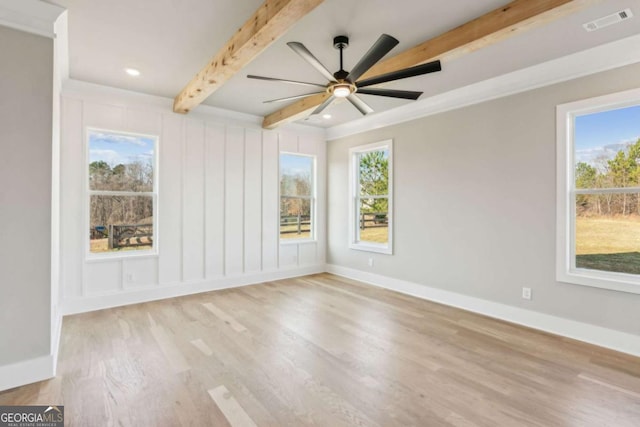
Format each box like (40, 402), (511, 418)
(0, 26), (53, 375)
(327, 62), (640, 339)
(60, 81), (326, 314)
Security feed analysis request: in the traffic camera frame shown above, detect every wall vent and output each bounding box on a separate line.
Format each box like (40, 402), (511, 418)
(583, 9), (633, 32)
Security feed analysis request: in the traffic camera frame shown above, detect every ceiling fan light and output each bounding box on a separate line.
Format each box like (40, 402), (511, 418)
(333, 85), (351, 98)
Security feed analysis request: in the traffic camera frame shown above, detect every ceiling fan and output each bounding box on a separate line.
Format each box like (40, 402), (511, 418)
(247, 34), (442, 116)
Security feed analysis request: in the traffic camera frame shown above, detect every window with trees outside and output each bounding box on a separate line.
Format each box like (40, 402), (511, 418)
(88, 129), (157, 255)
(557, 88), (640, 294)
(280, 153), (315, 241)
(349, 140), (393, 254)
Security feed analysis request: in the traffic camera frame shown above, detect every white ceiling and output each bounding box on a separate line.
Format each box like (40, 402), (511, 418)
(49, 0), (640, 128)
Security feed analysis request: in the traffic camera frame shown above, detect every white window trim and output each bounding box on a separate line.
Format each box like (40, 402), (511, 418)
(85, 128), (159, 260)
(349, 139), (393, 255)
(556, 87), (640, 294)
(279, 152), (316, 244)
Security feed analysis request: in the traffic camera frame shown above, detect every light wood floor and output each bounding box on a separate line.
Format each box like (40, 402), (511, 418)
(2, 273), (640, 426)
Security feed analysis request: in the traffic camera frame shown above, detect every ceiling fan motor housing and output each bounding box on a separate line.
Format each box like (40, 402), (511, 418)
(333, 35), (349, 50)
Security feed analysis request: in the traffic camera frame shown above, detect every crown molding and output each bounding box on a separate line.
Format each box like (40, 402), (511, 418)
(62, 79), (326, 137)
(326, 33), (640, 141)
(0, 0), (65, 38)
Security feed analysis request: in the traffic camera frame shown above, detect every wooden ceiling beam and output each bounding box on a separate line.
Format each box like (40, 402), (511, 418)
(173, 0), (324, 114)
(262, 0), (599, 129)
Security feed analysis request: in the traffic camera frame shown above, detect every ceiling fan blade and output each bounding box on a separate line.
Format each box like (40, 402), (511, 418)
(347, 94), (374, 115)
(287, 42), (336, 82)
(346, 34), (399, 82)
(264, 92), (326, 103)
(357, 60), (441, 88)
(312, 96), (335, 115)
(357, 88), (423, 100)
(247, 75), (326, 88)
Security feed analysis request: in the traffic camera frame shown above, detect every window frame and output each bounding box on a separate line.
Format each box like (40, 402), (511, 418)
(349, 139), (393, 255)
(85, 128), (159, 260)
(279, 151), (316, 244)
(556, 87), (640, 294)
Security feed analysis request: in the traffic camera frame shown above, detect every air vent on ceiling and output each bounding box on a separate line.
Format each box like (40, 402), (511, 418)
(583, 9), (633, 32)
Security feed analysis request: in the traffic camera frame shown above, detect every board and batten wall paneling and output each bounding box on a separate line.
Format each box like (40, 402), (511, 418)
(244, 129), (263, 273)
(224, 126), (246, 276)
(122, 257), (158, 288)
(300, 129), (327, 265)
(183, 119), (206, 282)
(262, 131), (280, 271)
(205, 123), (226, 279)
(60, 97), (84, 297)
(84, 260), (121, 294)
(159, 113), (184, 284)
(59, 84), (325, 313)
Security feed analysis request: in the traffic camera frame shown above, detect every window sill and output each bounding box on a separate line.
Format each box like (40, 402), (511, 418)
(349, 242), (392, 255)
(86, 250), (159, 262)
(280, 239), (316, 245)
(557, 268), (640, 295)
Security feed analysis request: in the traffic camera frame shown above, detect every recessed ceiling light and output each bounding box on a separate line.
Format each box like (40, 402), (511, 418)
(125, 68), (141, 77)
(323, 114), (332, 119)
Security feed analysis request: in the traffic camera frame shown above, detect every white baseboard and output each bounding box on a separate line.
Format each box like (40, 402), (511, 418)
(0, 354), (55, 392)
(61, 265), (325, 315)
(326, 264), (640, 357)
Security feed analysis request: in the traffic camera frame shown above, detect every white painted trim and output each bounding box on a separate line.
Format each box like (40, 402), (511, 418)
(62, 79), (326, 138)
(61, 265), (325, 315)
(279, 151), (317, 243)
(84, 128), (159, 260)
(53, 11), (69, 80)
(51, 312), (63, 375)
(50, 11), (67, 378)
(0, 354), (54, 392)
(327, 33), (640, 141)
(326, 264), (640, 357)
(0, 0), (64, 38)
(556, 88), (640, 295)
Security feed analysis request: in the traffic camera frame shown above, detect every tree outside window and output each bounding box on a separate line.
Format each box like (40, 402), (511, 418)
(350, 140), (393, 254)
(280, 153), (315, 241)
(557, 90), (640, 294)
(88, 130), (157, 254)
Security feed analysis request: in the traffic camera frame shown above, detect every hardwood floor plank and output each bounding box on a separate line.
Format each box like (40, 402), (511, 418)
(208, 385), (258, 427)
(203, 302), (248, 332)
(2, 273), (639, 426)
(149, 325), (191, 373)
(190, 338), (214, 356)
(578, 373), (640, 399)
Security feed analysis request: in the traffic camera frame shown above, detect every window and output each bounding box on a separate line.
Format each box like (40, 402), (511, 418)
(557, 88), (640, 294)
(87, 129), (158, 255)
(349, 140), (393, 254)
(280, 153), (315, 241)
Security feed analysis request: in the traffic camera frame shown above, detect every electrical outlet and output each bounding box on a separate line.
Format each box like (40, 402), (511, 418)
(368, 258), (374, 267)
(522, 287), (532, 300)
